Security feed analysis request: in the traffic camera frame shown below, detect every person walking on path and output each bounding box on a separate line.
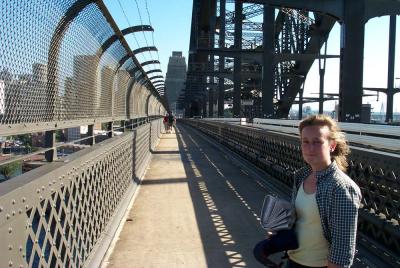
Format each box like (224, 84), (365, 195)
(167, 113), (175, 133)
(163, 113), (169, 133)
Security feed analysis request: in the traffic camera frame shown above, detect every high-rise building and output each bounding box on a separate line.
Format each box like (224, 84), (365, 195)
(72, 55), (99, 118)
(165, 51), (186, 115)
(31, 63), (47, 121)
(0, 80), (4, 115)
(66, 127), (81, 142)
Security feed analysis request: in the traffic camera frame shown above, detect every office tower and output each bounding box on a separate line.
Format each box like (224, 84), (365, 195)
(72, 55), (99, 118)
(0, 80), (4, 115)
(165, 51), (186, 115)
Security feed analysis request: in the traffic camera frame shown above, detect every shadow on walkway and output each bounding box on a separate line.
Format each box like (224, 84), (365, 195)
(104, 124), (284, 267)
(173, 124), (273, 267)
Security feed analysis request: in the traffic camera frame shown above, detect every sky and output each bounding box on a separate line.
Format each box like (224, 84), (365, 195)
(304, 15), (400, 113)
(104, 0), (193, 78)
(104, 0), (399, 114)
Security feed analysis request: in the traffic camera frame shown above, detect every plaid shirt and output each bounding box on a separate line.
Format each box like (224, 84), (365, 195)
(291, 161), (362, 267)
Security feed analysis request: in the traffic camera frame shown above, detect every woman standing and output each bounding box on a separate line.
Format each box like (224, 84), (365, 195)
(287, 115), (362, 268)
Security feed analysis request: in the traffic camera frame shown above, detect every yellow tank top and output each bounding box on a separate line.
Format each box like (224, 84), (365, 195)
(287, 183), (329, 267)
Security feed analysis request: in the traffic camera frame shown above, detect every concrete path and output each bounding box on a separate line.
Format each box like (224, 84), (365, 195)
(103, 124), (280, 268)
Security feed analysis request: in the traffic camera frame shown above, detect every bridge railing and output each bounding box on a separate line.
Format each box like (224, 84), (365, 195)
(252, 118), (400, 152)
(0, 119), (163, 268)
(184, 119), (400, 267)
(0, 0), (166, 267)
(204, 118), (400, 152)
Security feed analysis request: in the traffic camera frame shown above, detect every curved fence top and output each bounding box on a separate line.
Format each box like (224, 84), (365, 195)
(0, 0), (165, 136)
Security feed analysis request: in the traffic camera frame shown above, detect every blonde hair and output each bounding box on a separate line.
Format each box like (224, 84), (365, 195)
(299, 114), (350, 172)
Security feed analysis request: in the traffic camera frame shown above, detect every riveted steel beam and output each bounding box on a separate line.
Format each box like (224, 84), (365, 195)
(146, 69), (162, 75)
(130, 61), (161, 80)
(262, 5), (275, 118)
(218, 0), (226, 117)
(233, 0), (243, 117)
(339, 0), (365, 122)
(149, 75), (164, 81)
(97, 25), (154, 58)
(141, 60), (160, 67)
(386, 15), (396, 122)
(117, 54), (131, 69)
(243, 0), (342, 20)
(196, 48), (339, 63)
(121, 25), (153, 35)
(152, 79), (164, 84)
(133, 46), (158, 55)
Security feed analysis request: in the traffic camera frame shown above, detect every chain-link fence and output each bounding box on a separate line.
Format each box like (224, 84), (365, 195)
(0, 0), (165, 136)
(0, 1), (167, 267)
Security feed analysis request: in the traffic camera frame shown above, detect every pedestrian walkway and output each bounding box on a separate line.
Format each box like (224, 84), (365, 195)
(102, 124), (287, 268)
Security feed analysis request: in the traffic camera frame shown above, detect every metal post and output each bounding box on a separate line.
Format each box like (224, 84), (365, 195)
(185, 102), (191, 118)
(339, 0), (365, 122)
(319, 67), (325, 114)
(233, 1), (242, 117)
(202, 95), (207, 118)
(45, 130), (57, 162)
(262, 5), (275, 118)
(107, 122), (113, 138)
(209, 0), (216, 118)
(386, 15), (396, 123)
(209, 88), (214, 117)
(218, 76), (225, 117)
(218, 0), (226, 117)
(298, 86), (304, 120)
(87, 124), (95, 146)
(120, 120), (126, 132)
(319, 41), (327, 114)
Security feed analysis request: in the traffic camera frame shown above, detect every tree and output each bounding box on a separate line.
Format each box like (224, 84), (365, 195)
(14, 134), (33, 153)
(15, 134), (32, 145)
(0, 161), (21, 181)
(55, 129), (65, 142)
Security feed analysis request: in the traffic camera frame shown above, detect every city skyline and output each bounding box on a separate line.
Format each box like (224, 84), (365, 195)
(105, 0), (399, 117)
(0, 1), (398, 119)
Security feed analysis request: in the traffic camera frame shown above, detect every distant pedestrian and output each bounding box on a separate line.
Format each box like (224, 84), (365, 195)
(167, 113), (175, 133)
(163, 113), (169, 133)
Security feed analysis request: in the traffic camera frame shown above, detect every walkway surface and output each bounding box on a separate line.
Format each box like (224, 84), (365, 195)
(102, 124), (289, 268)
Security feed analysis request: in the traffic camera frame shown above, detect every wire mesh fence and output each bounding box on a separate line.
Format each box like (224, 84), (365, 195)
(0, 0), (165, 136)
(0, 1), (166, 266)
